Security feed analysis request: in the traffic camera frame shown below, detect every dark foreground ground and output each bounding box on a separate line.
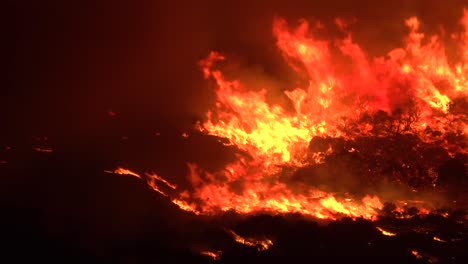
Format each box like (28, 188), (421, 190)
(0, 131), (466, 264)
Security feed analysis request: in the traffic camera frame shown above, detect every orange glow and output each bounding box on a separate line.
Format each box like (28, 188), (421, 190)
(199, 250), (222, 260)
(198, 12), (467, 164)
(411, 249), (423, 259)
(433, 236), (447, 243)
(376, 227), (397, 237)
(105, 167), (142, 179)
(114, 11), (468, 221)
(171, 199), (200, 215)
(145, 172), (177, 189)
(227, 229), (273, 251)
(105, 168), (177, 198)
(177, 11), (468, 219)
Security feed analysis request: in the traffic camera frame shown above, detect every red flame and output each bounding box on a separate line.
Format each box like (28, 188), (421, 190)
(114, 10), (468, 221)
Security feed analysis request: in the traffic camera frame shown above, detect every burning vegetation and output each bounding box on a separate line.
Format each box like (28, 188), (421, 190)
(102, 7), (468, 263)
(111, 9), (467, 218)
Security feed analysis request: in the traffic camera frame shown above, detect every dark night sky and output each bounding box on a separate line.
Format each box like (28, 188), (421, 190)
(3, 1), (468, 262)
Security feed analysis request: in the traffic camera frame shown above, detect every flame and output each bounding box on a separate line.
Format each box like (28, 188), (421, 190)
(182, 160), (384, 220)
(106, 167), (142, 179)
(105, 168), (177, 198)
(179, 11), (468, 219)
(227, 229), (273, 251)
(145, 172), (177, 189)
(171, 199), (200, 215)
(411, 249), (423, 259)
(199, 250), (222, 260)
(376, 227), (397, 237)
(200, 14), (467, 163)
(111, 11), (468, 221)
(433, 236), (447, 243)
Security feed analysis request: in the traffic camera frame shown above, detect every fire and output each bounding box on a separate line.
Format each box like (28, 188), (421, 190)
(145, 172), (177, 190)
(411, 249), (423, 259)
(199, 250), (222, 260)
(106, 167), (142, 179)
(105, 168), (177, 198)
(200, 52), (314, 166)
(376, 227), (397, 237)
(200, 14), (467, 163)
(227, 229), (273, 251)
(171, 199), (200, 215)
(112, 10), (468, 221)
(180, 11), (467, 219)
(433, 236), (447, 243)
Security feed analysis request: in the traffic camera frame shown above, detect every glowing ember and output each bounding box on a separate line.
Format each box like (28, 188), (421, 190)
(376, 227), (397, 237)
(199, 250), (222, 260)
(411, 249), (423, 259)
(433, 236), (447, 243)
(227, 229), (273, 251)
(105, 167), (142, 179)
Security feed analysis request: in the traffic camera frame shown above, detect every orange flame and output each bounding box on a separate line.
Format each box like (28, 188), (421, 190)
(376, 227), (397, 237)
(105, 168), (177, 197)
(227, 229), (273, 251)
(106, 167), (142, 179)
(411, 249), (423, 259)
(433, 236), (447, 243)
(199, 250), (222, 260)
(112, 11), (468, 221)
(180, 11), (468, 219)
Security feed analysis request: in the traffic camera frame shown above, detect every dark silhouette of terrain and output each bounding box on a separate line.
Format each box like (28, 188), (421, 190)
(0, 132), (465, 263)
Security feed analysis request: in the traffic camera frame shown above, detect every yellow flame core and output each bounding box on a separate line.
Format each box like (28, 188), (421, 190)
(376, 227), (397, 236)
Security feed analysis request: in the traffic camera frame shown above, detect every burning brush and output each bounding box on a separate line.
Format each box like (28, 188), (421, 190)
(106, 8), (467, 262)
